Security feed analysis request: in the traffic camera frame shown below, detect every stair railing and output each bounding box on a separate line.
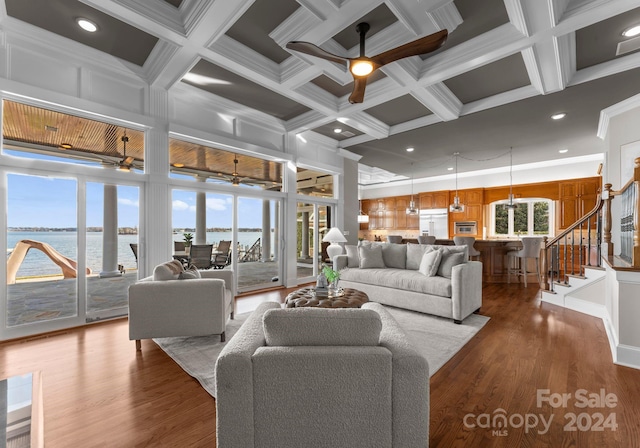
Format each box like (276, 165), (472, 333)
(541, 187), (606, 292)
(613, 157), (640, 266)
(542, 156), (640, 292)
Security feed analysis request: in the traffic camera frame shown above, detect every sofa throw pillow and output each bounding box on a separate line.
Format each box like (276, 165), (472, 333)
(358, 244), (385, 269)
(345, 245), (360, 268)
(419, 249), (442, 277)
(437, 251), (466, 278)
(380, 243), (407, 269)
(179, 264), (201, 280)
(153, 259), (184, 281)
(263, 308), (382, 346)
(406, 243), (435, 270)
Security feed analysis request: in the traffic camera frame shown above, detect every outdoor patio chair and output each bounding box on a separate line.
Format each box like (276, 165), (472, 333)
(174, 241), (185, 252)
(213, 240), (231, 269)
(129, 243), (138, 266)
(190, 244), (214, 269)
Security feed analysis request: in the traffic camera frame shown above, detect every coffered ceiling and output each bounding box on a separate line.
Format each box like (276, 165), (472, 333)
(2, 0), (640, 184)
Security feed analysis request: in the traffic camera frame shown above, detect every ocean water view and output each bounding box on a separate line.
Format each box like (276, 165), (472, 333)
(8, 231), (266, 278)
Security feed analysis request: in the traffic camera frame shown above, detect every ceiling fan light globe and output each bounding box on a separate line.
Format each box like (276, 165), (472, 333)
(350, 60), (374, 77)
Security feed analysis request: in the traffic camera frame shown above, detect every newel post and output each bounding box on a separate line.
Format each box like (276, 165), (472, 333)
(633, 158), (640, 268)
(603, 183), (614, 258)
(541, 236), (549, 290)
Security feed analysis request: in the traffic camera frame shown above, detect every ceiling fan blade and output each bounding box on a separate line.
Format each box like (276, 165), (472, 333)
(348, 77), (368, 104)
(286, 41), (349, 68)
(123, 156), (134, 165)
(371, 29), (448, 67)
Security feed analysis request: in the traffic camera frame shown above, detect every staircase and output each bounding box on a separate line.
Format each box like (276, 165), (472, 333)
(540, 266), (607, 318)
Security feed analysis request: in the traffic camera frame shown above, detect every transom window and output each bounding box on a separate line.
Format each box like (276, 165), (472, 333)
(491, 198), (553, 238)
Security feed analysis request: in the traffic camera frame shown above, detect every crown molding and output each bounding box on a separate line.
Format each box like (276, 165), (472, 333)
(597, 92), (640, 140)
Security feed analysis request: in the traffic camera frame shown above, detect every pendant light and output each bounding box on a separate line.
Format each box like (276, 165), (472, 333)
(357, 200), (369, 223)
(406, 163), (419, 215)
(449, 152), (465, 212)
(506, 147), (516, 209)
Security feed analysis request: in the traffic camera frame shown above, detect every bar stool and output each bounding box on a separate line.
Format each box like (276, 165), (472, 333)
(507, 237), (543, 287)
(417, 235), (436, 244)
(453, 236), (481, 260)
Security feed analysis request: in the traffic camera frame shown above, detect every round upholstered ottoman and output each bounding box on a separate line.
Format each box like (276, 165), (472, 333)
(285, 287), (369, 308)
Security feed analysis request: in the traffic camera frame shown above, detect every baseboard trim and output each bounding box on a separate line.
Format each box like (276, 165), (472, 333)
(602, 311), (640, 370)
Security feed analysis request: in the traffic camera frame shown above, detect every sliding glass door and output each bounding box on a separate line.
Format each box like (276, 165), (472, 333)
(85, 182), (140, 322)
(6, 173), (79, 331)
(296, 202), (330, 283)
(3, 172), (142, 339)
(236, 197), (282, 293)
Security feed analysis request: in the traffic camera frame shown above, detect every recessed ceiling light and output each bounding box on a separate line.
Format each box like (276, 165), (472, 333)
(76, 18), (98, 33)
(333, 128), (342, 134)
(447, 167), (454, 171)
(622, 25), (640, 38)
(59, 143), (72, 150)
(551, 112), (566, 120)
(406, 147), (414, 152)
(559, 149), (568, 153)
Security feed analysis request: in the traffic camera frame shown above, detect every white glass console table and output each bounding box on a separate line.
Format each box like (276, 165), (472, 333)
(0, 372), (43, 448)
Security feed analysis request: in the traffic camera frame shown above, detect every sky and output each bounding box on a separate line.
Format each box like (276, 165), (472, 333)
(5, 153), (271, 229)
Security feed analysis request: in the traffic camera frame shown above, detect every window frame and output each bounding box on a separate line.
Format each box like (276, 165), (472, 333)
(489, 198), (554, 238)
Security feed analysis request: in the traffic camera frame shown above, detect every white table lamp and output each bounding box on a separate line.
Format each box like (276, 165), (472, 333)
(322, 227), (347, 261)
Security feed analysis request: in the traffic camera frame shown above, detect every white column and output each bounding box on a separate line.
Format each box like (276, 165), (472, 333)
(301, 211), (310, 259)
(261, 200), (271, 262)
(145, 87), (172, 274)
(196, 188), (207, 245)
(100, 183), (121, 278)
(273, 201), (280, 262)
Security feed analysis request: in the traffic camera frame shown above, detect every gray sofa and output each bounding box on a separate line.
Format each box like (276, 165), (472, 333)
(334, 243), (482, 323)
(128, 260), (235, 350)
(215, 301), (429, 448)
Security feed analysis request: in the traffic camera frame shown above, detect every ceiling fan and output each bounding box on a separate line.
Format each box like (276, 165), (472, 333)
(117, 134), (134, 171)
(286, 22), (448, 104)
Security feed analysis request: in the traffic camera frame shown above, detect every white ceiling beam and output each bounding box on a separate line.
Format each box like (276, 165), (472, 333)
(338, 112), (389, 140)
(418, 23), (530, 83)
(548, 0), (571, 25)
(428, 2), (463, 33)
(503, 0), (530, 35)
(554, 0), (640, 36)
(295, 0), (343, 20)
(570, 51), (640, 86)
(412, 83), (461, 121)
(386, 0), (451, 36)
(271, 0), (383, 47)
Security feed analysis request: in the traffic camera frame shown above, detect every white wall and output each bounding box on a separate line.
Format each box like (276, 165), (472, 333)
(598, 95), (640, 370)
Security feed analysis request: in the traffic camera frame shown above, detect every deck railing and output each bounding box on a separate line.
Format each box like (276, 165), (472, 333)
(541, 157), (640, 291)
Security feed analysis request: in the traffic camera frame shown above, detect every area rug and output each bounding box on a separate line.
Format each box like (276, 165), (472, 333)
(154, 306), (489, 398)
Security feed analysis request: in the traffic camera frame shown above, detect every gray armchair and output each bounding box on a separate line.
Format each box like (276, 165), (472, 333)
(215, 301), (429, 448)
(128, 260), (235, 350)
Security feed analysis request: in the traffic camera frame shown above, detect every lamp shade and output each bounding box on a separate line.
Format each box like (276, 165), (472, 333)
(323, 227), (347, 261)
(322, 227), (347, 243)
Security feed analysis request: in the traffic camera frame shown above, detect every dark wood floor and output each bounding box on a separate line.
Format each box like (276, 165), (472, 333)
(1, 284), (639, 447)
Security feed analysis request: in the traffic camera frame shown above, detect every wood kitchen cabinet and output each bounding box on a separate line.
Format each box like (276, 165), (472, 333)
(395, 196), (419, 230)
(449, 188), (484, 237)
(419, 190), (449, 209)
(558, 178), (601, 229)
